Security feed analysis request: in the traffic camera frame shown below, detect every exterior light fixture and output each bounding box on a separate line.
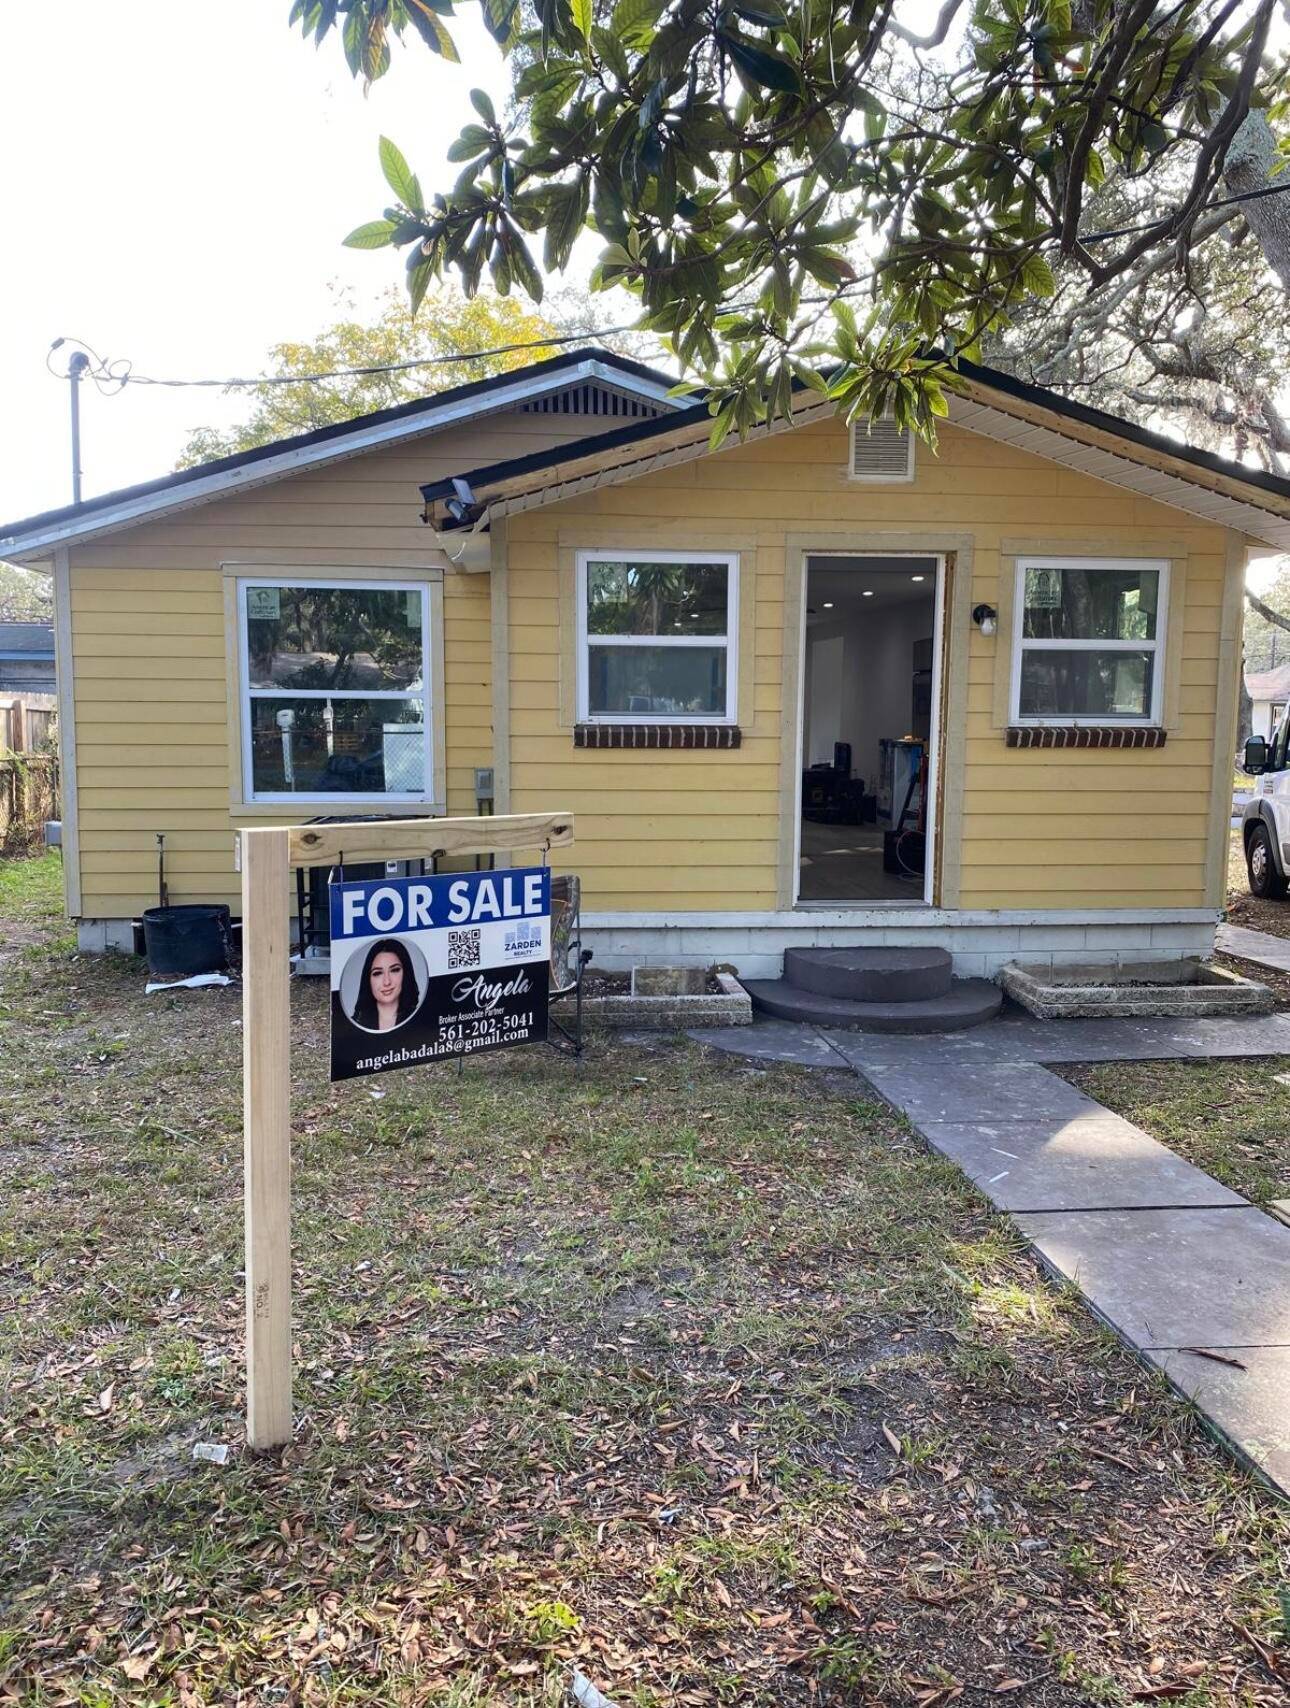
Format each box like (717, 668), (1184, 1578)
(972, 603), (998, 636)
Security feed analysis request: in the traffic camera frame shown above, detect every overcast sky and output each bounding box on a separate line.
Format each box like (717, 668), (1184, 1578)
(0, 0), (521, 521)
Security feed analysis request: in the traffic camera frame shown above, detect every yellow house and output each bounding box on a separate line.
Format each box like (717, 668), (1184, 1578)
(5, 347), (1289, 985)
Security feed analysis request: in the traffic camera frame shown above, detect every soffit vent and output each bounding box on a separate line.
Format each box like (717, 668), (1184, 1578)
(849, 416), (915, 481)
(520, 383), (665, 418)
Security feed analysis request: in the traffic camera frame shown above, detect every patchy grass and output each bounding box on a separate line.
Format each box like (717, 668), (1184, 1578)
(0, 849), (66, 945)
(0, 859), (1288, 1704)
(1061, 1055), (1290, 1211)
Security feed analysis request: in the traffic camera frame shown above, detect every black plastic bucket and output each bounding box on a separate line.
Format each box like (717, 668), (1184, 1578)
(141, 904), (232, 977)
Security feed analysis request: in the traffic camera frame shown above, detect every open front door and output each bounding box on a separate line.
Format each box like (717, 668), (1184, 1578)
(796, 552), (945, 906)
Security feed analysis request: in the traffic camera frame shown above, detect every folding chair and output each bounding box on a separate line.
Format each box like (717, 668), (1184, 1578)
(547, 873), (593, 1054)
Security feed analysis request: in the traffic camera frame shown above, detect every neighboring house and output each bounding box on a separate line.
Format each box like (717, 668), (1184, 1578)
(1246, 662), (1290, 741)
(0, 619), (56, 750)
(2, 345), (1288, 976)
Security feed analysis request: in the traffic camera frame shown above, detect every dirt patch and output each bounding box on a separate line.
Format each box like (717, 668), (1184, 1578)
(1213, 951), (1290, 1009)
(1227, 826), (1290, 939)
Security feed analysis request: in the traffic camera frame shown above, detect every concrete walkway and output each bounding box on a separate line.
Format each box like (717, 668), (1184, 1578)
(693, 1011), (1290, 1496)
(1217, 920), (1290, 975)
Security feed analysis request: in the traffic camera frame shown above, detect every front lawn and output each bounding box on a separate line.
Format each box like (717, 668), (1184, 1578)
(1061, 1055), (1290, 1210)
(1, 854), (1287, 1704)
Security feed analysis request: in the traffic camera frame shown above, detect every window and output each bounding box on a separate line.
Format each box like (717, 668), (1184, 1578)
(238, 578), (434, 802)
(1010, 557), (1168, 725)
(576, 550), (739, 723)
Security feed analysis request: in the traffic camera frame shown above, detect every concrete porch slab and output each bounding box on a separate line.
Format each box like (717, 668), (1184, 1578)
(916, 1114), (1248, 1213)
(689, 1018), (845, 1069)
(1144, 1345), (1290, 1493)
(824, 1010), (1290, 1069)
(1014, 1206), (1290, 1351)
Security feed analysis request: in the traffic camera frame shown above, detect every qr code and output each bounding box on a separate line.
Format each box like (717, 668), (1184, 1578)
(447, 928), (481, 970)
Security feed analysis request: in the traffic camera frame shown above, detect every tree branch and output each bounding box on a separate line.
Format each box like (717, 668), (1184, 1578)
(1246, 590), (1290, 635)
(889, 0), (966, 49)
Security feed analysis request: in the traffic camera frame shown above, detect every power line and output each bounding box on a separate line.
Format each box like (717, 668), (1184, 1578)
(48, 323), (649, 394)
(47, 179), (1290, 396)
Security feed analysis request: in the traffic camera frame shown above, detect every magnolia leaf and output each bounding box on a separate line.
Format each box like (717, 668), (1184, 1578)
(1021, 253), (1055, 297)
(343, 219), (398, 249)
(543, 178), (589, 270)
(611, 0), (666, 40)
(507, 231), (545, 302)
(570, 0), (593, 43)
(720, 32), (802, 94)
(448, 123), (493, 162)
(406, 0), (460, 58)
(480, 0), (520, 41)
(379, 136), (423, 211)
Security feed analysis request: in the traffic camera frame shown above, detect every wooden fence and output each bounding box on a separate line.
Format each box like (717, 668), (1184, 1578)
(0, 754), (59, 853)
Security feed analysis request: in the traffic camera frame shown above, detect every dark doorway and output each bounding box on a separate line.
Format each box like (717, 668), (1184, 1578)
(798, 556), (939, 903)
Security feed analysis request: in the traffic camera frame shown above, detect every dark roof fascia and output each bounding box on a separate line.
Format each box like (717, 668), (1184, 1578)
(421, 400), (712, 512)
(421, 358), (1290, 519)
(0, 348), (684, 544)
(952, 358), (1290, 505)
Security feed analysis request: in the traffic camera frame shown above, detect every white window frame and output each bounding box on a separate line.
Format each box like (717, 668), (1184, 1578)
(576, 548), (740, 725)
(1010, 556), (1169, 727)
(237, 574), (435, 805)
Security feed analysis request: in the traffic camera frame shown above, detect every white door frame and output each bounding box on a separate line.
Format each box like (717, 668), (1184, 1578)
(793, 550), (946, 909)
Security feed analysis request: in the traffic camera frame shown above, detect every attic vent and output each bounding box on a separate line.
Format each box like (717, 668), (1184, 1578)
(848, 416), (915, 482)
(520, 383), (664, 419)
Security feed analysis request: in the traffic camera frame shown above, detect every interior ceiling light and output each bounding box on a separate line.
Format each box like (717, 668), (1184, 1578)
(862, 589), (875, 597)
(910, 574), (925, 582)
(823, 601), (834, 608)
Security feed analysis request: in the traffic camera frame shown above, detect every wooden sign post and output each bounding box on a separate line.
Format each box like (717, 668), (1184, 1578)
(239, 811), (574, 1449)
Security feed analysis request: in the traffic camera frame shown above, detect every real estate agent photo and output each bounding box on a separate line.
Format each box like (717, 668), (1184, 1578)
(341, 936), (426, 1034)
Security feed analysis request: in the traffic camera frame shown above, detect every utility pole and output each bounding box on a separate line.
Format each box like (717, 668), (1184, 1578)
(67, 350), (90, 504)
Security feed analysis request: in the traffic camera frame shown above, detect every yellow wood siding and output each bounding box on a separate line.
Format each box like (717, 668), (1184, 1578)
(504, 415), (1236, 914)
(64, 407), (1239, 923)
(67, 412), (592, 917)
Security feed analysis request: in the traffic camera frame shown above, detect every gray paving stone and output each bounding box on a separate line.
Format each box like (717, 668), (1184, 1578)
(1166, 1013), (1290, 1058)
(857, 1060), (1101, 1125)
(1215, 923), (1290, 974)
(689, 1019), (846, 1068)
(828, 1012), (1288, 1069)
(1014, 1206), (1290, 1350)
(917, 1115), (1248, 1212)
(1143, 1345), (1290, 1497)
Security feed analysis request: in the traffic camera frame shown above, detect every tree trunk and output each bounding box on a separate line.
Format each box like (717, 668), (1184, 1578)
(1237, 654), (1253, 748)
(1222, 111), (1290, 292)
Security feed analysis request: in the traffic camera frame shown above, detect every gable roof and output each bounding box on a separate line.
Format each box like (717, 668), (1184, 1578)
(0, 349), (687, 561)
(0, 621), (54, 658)
(420, 356), (1290, 552)
(1246, 662), (1290, 702)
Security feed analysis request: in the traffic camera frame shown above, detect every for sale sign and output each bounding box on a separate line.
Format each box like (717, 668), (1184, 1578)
(328, 867), (550, 1081)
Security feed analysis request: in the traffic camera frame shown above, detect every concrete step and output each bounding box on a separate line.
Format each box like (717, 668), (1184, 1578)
(743, 976), (1003, 1034)
(783, 945), (952, 1002)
